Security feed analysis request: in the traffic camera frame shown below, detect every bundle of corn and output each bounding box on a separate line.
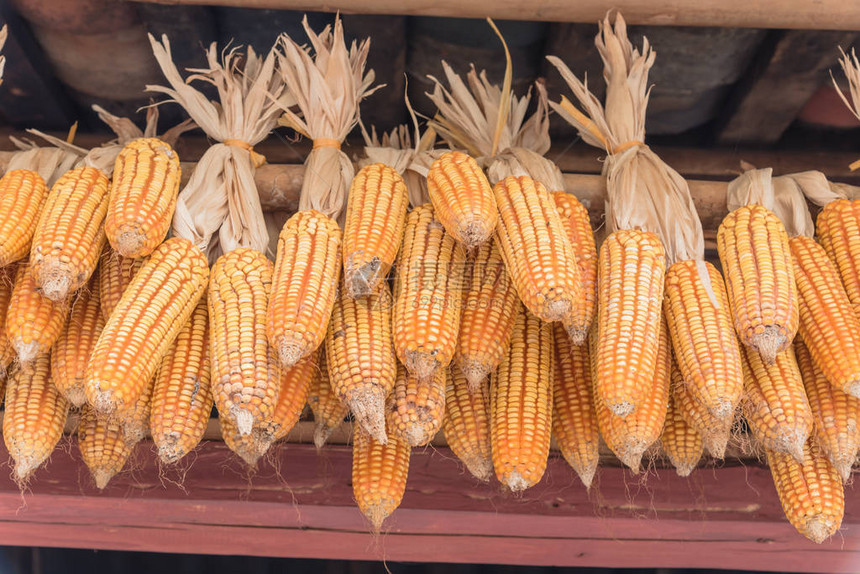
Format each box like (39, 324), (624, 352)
(660, 358), (704, 477)
(427, 27), (584, 329)
(767, 439), (843, 543)
(3, 355), (69, 484)
(307, 350), (348, 449)
(491, 305), (553, 491)
(552, 323), (599, 488)
(549, 15), (682, 419)
(148, 34), (290, 260)
(352, 421), (410, 531)
(270, 16), (378, 371)
(443, 364), (493, 481)
(150, 297), (212, 464)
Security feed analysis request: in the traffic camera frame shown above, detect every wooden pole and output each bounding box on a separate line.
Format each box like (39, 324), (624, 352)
(130, 0), (860, 31)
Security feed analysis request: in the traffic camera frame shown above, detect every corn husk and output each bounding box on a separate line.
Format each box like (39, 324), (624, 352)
(4, 136), (80, 187)
(834, 48), (860, 123)
(147, 35), (290, 260)
(547, 14), (703, 267)
(277, 16), (380, 224)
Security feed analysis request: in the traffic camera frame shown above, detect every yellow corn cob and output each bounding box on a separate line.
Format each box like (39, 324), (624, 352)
(595, 316), (671, 473)
(209, 248), (280, 437)
(150, 297), (212, 464)
(443, 364), (493, 481)
(30, 166), (110, 301)
(817, 199), (860, 319)
(552, 323), (599, 489)
(352, 422), (410, 531)
(51, 272), (103, 407)
(796, 337), (860, 483)
(661, 359), (704, 477)
(673, 365), (732, 459)
(454, 239), (519, 392)
(0, 169), (49, 267)
(220, 415), (270, 468)
(552, 191), (597, 344)
(326, 282), (396, 444)
(717, 204), (798, 363)
(7, 261), (69, 365)
(664, 260), (744, 419)
(85, 237), (209, 416)
(595, 229), (666, 417)
(269, 355), (316, 442)
(491, 306), (553, 491)
(790, 235), (860, 397)
(3, 356), (69, 483)
(120, 374), (156, 447)
(307, 349), (348, 449)
(268, 210), (342, 368)
(493, 175), (581, 323)
(740, 344), (813, 462)
(343, 163), (408, 298)
(98, 249), (147, 321)
(426, 151), (497, 249)
(78, 404), (134, 489)
(767, 439), (844, 544)
(0, 265), (17, 377)
(387, 362), (446, 447)
(106, 137), (181, 258)
(393, 203), (466, 381)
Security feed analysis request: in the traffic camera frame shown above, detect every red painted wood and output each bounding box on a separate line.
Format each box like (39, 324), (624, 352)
(0, 439), (857, 572)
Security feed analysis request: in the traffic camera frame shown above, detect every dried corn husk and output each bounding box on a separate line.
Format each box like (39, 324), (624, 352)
(277, 16), (380, 223)
(547, 14), (702, 266)
(4, 136), (80, 187)
(147, 35), (290, 260)
(834, 48), (860, 125)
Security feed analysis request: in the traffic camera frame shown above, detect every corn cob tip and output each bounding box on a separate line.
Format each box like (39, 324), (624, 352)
(36, 264), (72, 302)
(345, 256), (382, 299)
(804, 515), (840, 544)
(348, 388), (388, 445)
(709, 397), (735, 421)
(608, 400), (635, 418)
(782, 433), (807, 465)
(123, 422), (148, 448)
(459, 219), (492, 250)
(363, 503), (391, 532)
(504, 469), (533, 492)
(576, 463), (597, 490)
(670, 458), (697, 478)
(12, 338), (40, 365)
(703, 430), (730, 460)
(233, 409), (254, 436)
(403, 350), (440, 382)
(833, 459), (853, 484)
(403, 425), (434, 448)
(461, 455), (494, 482)
(11, 453), (44, 485)
(543, 299), (572, 323)
(565, 325), (587, 347)
(92, 468), (117, 490)
(846, 382), (860, 400)
(616, 440), (651, 474)
(157, 437), (188, 465)
(458, 361), (490, 394)
(277, 341), (304, 369)
(89, 390), (120, 417)
(65, 388), (87, 409)
(750, 327), (787, 364)
(313, 422), (335, 450)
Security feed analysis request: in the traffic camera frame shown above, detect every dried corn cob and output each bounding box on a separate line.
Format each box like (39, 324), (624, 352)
(595, 317), (671, 473)
(493, 175), (581, 323)
(220, 415), (269, 468)
(0, 169), (49, 267)
(595, 229), (666, 417)
(454, 239), (519, 392)
(717, 204), (798, 363)
(796, 338), (860, 483)
(51, 272), (103, 407)
(443, 364), (493, 481)
(818, 200), (860, 319)
(741, 344), (813, 462)
(790, 235), (860, 397)
(85, 237), (209, 416)
(393, 203), (466, 381)
(664, 260), (743, 419)
(269, 355), (316, 442)
(552, 191), (597, 344)
(121, 374), (156, 447)
(387, 362), (446, 447)
(7, 261), (69, 365)
(491, 306), (553, 491)
(307, 349), (348, 449)
(98, 249), (147, 321)
(661, 360), (704, 477)
(767, 440), (844, 543)
(673, 367), (732, 459)
(343, 163), (408, 298)
(426, 151), (497, 249)
(78, 405), (134, 489)
(326, 282), (396, 444)
(209, 248), (280, 436)
(3, 356), (69, 483)
(0, 265), (16, 377)
(150, 297), (212, 464)
(552, 323), (599, 489)
(352, 422), (410, 531)
(30, 166), (110, 301)
(106, 137), (181, 258)
(268, 210), (342, 368)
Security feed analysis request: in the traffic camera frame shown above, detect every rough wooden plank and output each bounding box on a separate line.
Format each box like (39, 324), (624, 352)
(0, 439), (856, 571)
(132, 0), (860, 30)
(717, 30), (859, 145)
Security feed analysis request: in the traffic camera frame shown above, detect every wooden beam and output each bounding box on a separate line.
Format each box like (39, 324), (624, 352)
(717, 30), (859, 145)
(131, 0), (860, 30)
(1, 438), (856, 571)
